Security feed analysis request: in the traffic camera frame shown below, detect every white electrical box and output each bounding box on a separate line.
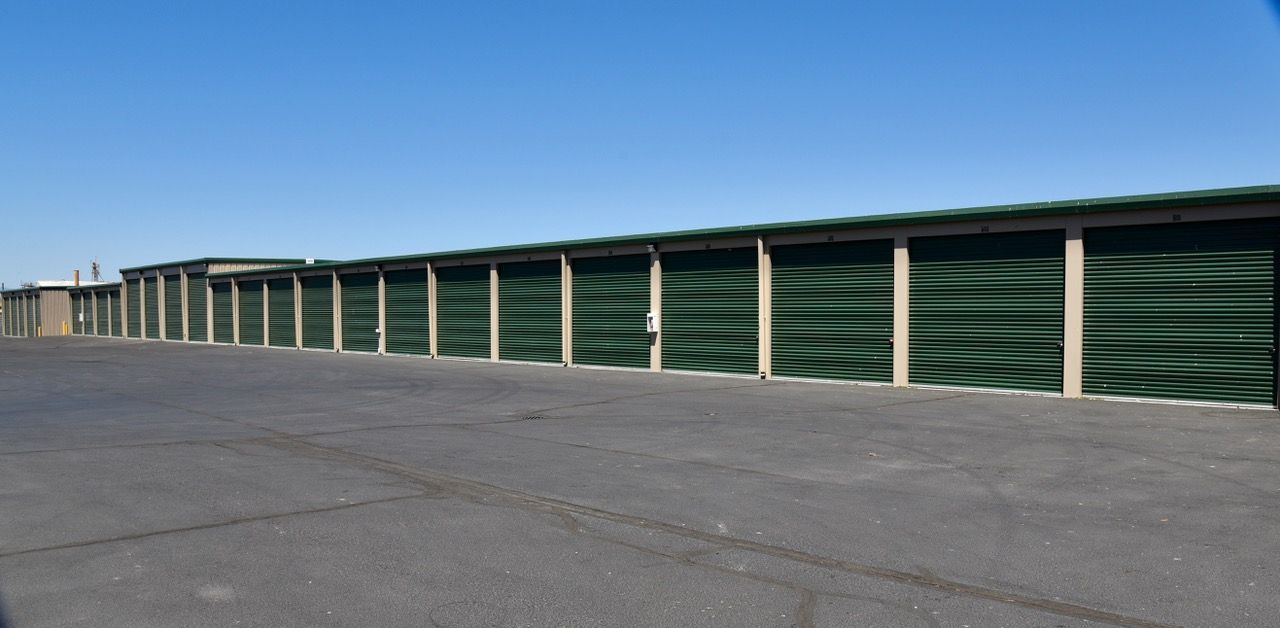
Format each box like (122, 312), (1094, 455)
(646, 312), (659, 333)
(78, 313), (84, 322)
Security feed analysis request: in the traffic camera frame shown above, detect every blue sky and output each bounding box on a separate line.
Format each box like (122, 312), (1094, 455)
(1, 1), (1277, 287)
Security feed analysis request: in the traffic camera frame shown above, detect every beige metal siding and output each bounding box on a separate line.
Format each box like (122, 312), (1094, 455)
(40, 289), (71, 336)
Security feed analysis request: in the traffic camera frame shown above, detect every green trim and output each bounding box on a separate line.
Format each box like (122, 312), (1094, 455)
(119, 257), (319, 273)
(207, 184), (1279, 279)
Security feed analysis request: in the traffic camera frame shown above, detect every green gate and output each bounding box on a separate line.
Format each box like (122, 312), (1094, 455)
(164, 275), (183, 340)
(499, 260), (562, 363)
(662, 248), (758, 374)
(340, 272), (379, 353)
(127, 279), (141, 338)
(187, 273), (207, 342)
(771, 240), (894, 382)
(212, 283), (234, 343)
(96, 292), (108, 336)
(238, 281), (264, 345)
(436, 265), (490, 358)
(909, 230), (1064, 393)
(571, 254), (650, 368)
(301, 275), (334, 350)
(110, 290), (121, 337)
(1084, 218), (1277, 406)
(268, 278), (296, 348)
(385, 269), (430, 355)
(144, 277), (159, 340)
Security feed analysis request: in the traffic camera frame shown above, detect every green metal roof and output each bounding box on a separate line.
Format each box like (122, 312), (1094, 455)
(119, 257), (318, 273)
(208, 184), (1279, 278)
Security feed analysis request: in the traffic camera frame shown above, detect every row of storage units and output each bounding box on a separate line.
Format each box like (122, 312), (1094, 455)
(2, 290), (42, 338)
(66, 284), (124, 338)
(37, 188), (1280, 408)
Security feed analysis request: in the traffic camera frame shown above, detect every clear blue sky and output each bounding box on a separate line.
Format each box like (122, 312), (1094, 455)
(2, 1), (1278, 287)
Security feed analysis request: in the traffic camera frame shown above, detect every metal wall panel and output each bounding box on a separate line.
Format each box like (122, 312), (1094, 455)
(340, 272), (379, 353)
(212, 283), (234, 343)
(268, 278), (296, 348)
(771, 239), (894, 382)
(144, 277), (159, 340)
(1084, 218), (1277, 406)
(164, 276), (183, 340)
(127, 279), (141, 338)
(95, 292), (108, 336)
(237, 280), (265, 346)
(499, 260), (562, 363)
(110, 290), (121, 337)
(662, 248), (759, 374)
(301, 275), (334, 350)
(571, 254), (650, 368)
(435, 265), (490, 358)
(909, 230), (1065, 393)
(187, 273), (207, 342)
(71, 294), (83, 334)
(384, 269), (429, 355)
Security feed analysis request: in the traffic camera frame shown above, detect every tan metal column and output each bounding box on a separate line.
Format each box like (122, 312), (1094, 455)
(489, 262), (500, 362)
(262, 279), (271, 347)
(892, 236), (910, 387)
(378, 267), (387, 355)
(649, 250), (662, 372)
(293, 272), (303, 349)
(232, 278), (240, 345)
(332, 271), (342, 352)
(427, 262), (438, 358)
(121, 282), (128, 338)
(758, 236), (772, 379)
(1063, 218), (1085, 398)
(562, 251), (572, 366)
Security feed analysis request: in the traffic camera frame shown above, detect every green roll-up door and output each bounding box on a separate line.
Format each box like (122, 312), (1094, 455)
(238, 281), (264, 346)
(187, 273), (207, 342)
(212, 283), (234, 343)
(340, 272), (379, 353)
(910, 230), (1064, 393)
(436, 265), (490, 358)
(72, 294), (83, 334)
(127, 279), (141, 338)
(301, 275), (334, 350)
(1084, 218), (1277, 406)
(268, 278), (295, 348)
(571, 254), (650, 368)
(499, 260), (562, 363)
(96, 292), (108, 336)
(164, 275), (183, 341)
(772, 240), (894, 382)
(144, 277), (159, 340)
(662, 248), (759, 374)
(33, 295), (40, 337)
(385, 269), (429, 355)
(110, 290), (121, 337)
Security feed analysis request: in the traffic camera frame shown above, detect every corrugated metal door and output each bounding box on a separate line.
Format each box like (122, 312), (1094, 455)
(436, 265), (490, 358)
(301, 275), (334, 350)
(1084, 218), (1278, 406)
(127, 279), (141, 338)
(384, 269), (429, 355)
(772, 240), (894, 382)
(910, 230), (1065, 393)
(144, 277), (159, 339)
(238, 281), (264, 345)
(662, 248), (759, 374)
(110, 290), (121, 337)
(212, 283), (234, 343)
(187, 273), (207, 342)
(340, 273), (379, 353)
(164, 275), (183, 340)
(571, 254), (650, 368)
(33, 295), (40, 337)
(95, 292), (108, 336)
(499, 260), (562, 363)
(72, 294), (83, 334)
(268, 278), (295, 348)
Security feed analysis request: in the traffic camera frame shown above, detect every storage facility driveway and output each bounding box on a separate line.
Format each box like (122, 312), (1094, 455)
(1, 338), (1277, 627)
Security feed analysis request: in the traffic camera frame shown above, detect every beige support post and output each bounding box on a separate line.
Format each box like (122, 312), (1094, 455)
(332, 271), (342, 352)
(1063, 218), (1085, 398)
(490, 262), (500, 362)
(758, 235), (772, 379)
(427, 262), (438, 358)
(294, 272), (302, 349)
(232, 278), (240, 345)
(262, 279), (271, 347)
(650, 250), (662, 372)
(181, 272), (189, 341)
(892, 236), (910, 387)
(119, 282), (126, 338)
(562, 251), (572, 366)
(378, 267), (387, 355)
